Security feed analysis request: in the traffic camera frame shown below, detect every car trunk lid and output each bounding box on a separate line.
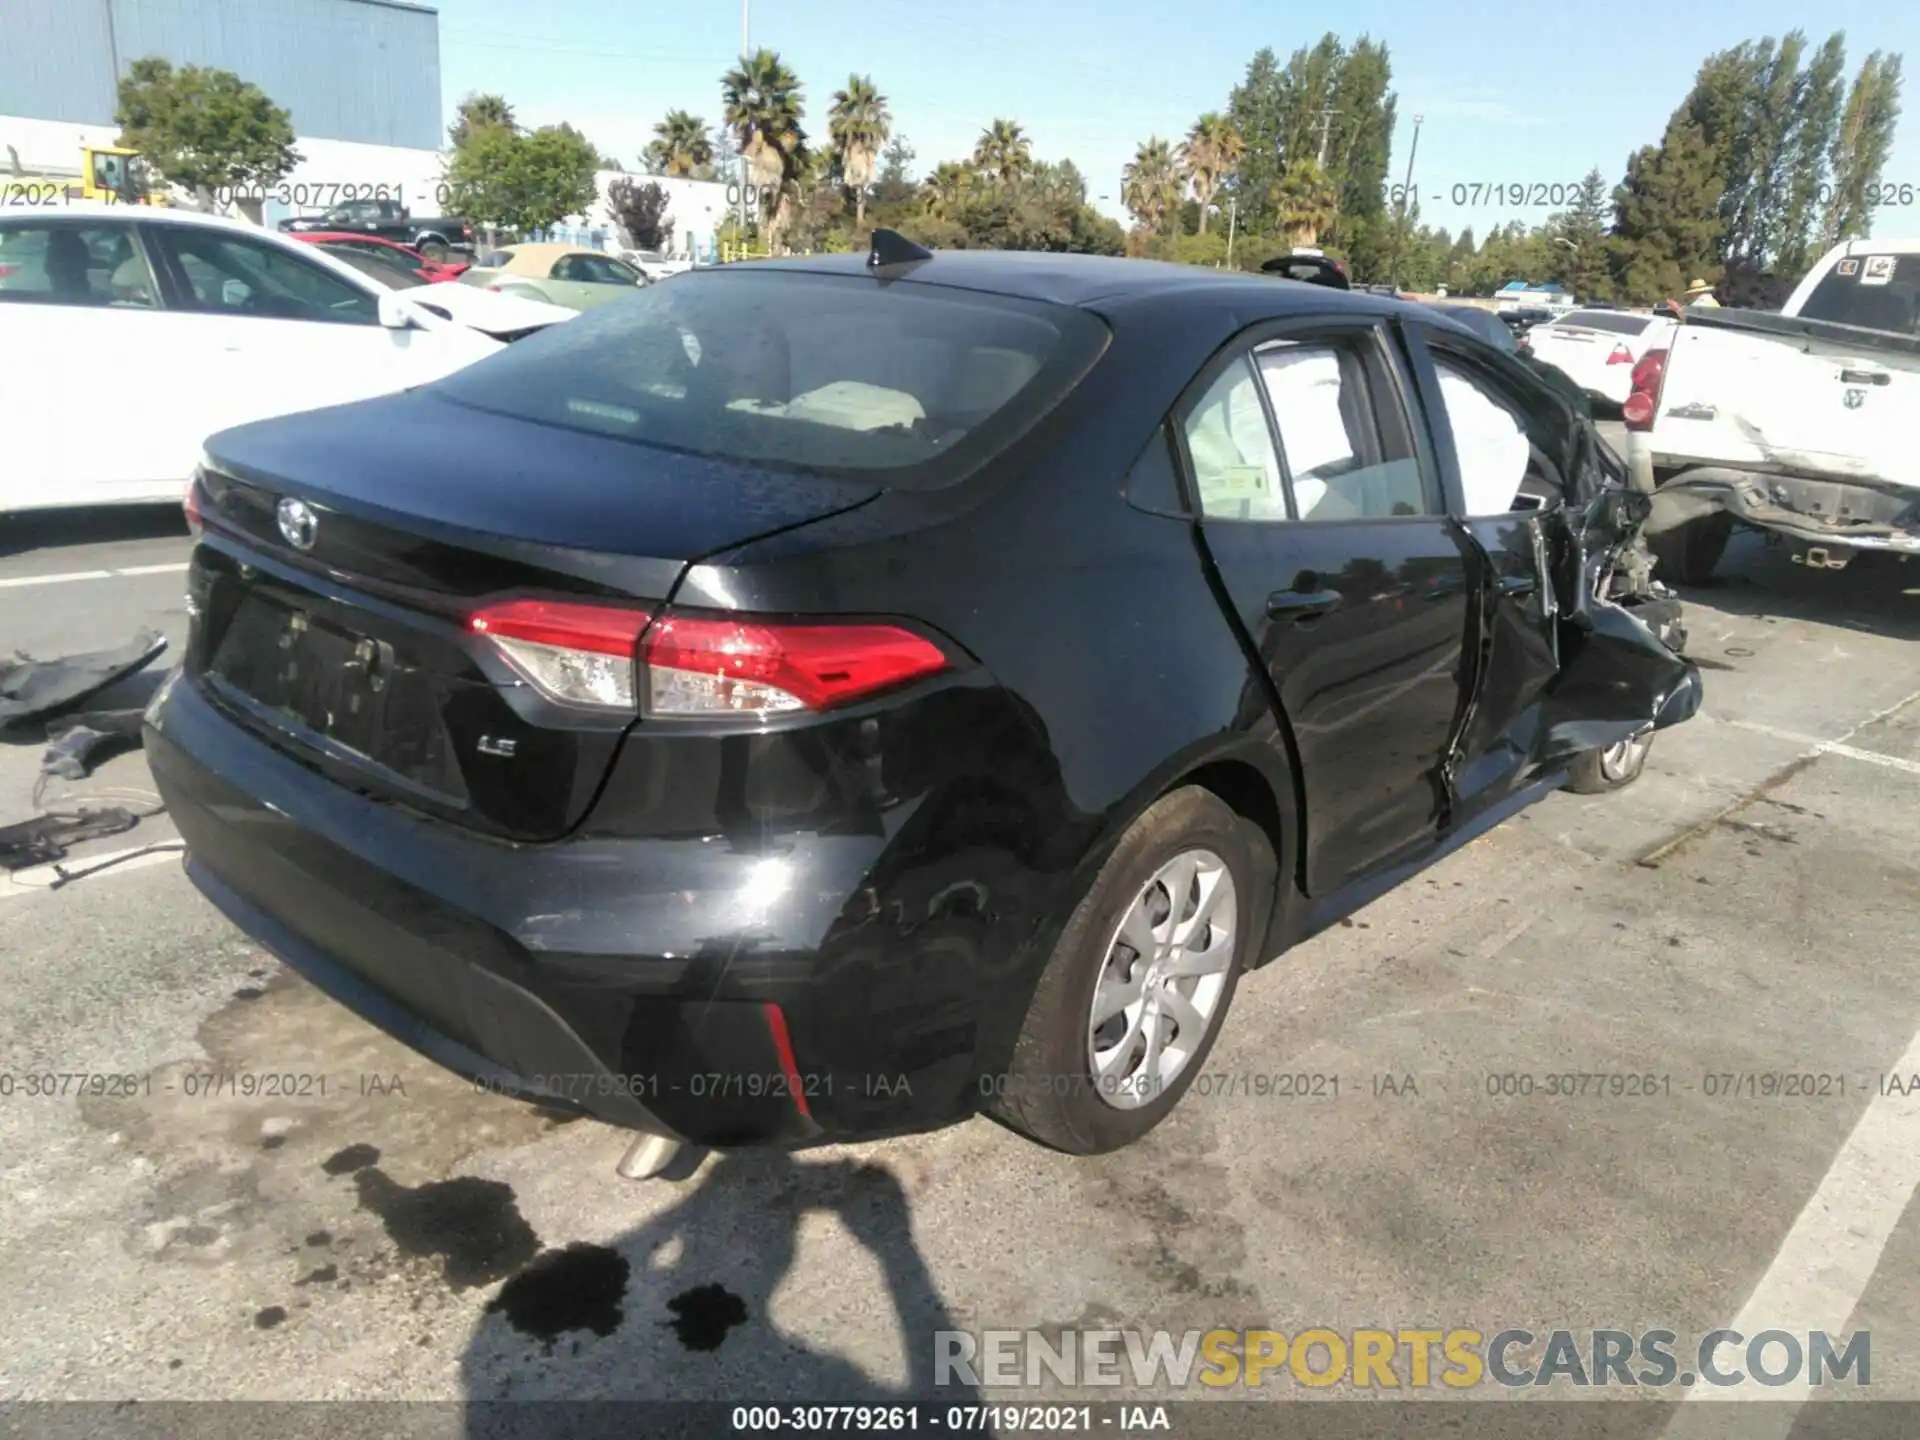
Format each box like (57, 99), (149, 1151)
(189, 389), (881, 841)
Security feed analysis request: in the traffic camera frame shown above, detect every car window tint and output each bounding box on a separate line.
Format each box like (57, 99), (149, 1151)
(1254, 338), (1427, 519)
(1182, 357), (1288, 521)
(431, 269), (1107, 487)
(153, 231), (378, 325)
(558, 254), (637, 285)
(1431, 359), (1543, 516)
(1799, 254), (1920, 335)
(0, 223), (159, 309)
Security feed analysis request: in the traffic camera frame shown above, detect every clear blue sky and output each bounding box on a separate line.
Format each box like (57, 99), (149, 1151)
(432, 0), (1920, 239)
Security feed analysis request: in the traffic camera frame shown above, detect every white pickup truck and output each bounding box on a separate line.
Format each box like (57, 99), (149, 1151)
(1625, 237), (1920, 582)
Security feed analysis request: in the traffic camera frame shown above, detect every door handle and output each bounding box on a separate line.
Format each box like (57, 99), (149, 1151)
(1267, 587), (1344, 621)
(1838, 369), (1891, 385)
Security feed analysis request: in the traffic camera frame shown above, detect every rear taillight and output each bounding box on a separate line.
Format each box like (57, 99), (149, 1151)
(1623, 348), (1668, 431)
(471, 599), (652, 709)
(1606, 342), (1634, 365)
(468, 601), (950, 716)
(642, 615), (948, 716)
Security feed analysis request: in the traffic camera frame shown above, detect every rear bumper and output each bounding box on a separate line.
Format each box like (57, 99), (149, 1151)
(145, 672), (1000, 1148)
(1646, 464), (1920, 558)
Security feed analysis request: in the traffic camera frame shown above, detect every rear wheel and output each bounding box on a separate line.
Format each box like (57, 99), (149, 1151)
(988, 787), (1263, 1154)
(1647, 512), (1732, 584)
(1566, 727), (1653, 794)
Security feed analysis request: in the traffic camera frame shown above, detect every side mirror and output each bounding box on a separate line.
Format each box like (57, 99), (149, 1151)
(377, 292), (420, 331)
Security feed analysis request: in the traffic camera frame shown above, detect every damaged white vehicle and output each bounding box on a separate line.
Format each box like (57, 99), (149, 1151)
(1625, 237), (1920, 581)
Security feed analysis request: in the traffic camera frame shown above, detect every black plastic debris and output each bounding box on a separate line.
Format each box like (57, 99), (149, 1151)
(0, 631), (167, 729)
(0, 808), (139, 871)
(39, 709), (148, 781)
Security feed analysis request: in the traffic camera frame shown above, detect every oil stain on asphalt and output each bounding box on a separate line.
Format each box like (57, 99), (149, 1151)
(487, 1242), (631, 1346)
(321, 1143), (540, 1289)
(665, 1283), (749, 1351)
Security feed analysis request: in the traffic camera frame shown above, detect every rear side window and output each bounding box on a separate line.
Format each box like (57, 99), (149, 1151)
(432, 270), (1110, 487)
(0, 222), (159, 309)
(1799, 254), (1920, 335)
(1254, 337), (1429, 519)
(1551, 310), (1650, 335)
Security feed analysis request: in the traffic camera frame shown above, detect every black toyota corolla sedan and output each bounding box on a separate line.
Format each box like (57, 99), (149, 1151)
(147, 234), (1699, 1168)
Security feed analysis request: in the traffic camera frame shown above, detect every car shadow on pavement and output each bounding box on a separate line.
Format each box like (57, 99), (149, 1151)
(459, 1148), (981, 1435)
(1670, 535), (1920, 643)
(0, 504), (187, 560)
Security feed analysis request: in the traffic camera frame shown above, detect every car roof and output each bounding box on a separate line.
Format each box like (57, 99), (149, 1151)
(0, 202), (277, 232)
(705, 250), (1400, 314)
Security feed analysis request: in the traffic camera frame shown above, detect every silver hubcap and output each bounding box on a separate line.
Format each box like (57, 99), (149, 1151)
(1087, 849), (1237, 1110)
(1600, 727), (1654, 781)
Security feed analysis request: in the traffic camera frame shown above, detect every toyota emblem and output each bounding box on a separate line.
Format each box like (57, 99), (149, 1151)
(276, 497), (318, 551)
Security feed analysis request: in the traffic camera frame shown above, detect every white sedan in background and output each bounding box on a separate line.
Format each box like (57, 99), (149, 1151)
(0, 205), (575, 515)
(1523, 308), (1676, 408)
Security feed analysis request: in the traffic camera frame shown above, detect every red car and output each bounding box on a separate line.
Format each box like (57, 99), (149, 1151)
(288, 232), (469, 282)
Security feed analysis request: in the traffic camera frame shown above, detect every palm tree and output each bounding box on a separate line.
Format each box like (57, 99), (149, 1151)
(721, 48), (807, 246)
(1275, 161), (1339, 248)
(827, 75), (891, 228)
(1179, 113), (1244, 234)
(448, 93), (516, 148)
(646, 110), (714, 178)
(971, 119), (1033, 186)
(1122, 137), (1183, 233)
(918, 161), (977, 217)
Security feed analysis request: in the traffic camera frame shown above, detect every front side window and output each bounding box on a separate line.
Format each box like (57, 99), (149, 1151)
(1253, 337), (1428, 519)
(430, 269), (1107, 487)
(152, 230), (378, 325)
(1431, 355), (1562, 517)
(0, 223), (158, 309)
(557, 253), (640, 285)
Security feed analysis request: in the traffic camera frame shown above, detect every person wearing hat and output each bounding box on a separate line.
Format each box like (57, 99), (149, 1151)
(1685, 277), (1720, 307)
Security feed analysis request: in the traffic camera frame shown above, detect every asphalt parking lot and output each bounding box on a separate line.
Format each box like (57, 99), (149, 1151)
(5, 457), (1920, 1432)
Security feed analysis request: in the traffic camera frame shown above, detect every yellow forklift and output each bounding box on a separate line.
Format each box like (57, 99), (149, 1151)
(80, 146), (163, 204)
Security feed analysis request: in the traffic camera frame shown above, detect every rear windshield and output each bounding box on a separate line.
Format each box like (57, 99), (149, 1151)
(1549, 310), (1650, 334)
(431, 269), (1109, 486)
(1798, 254), (1920, 335)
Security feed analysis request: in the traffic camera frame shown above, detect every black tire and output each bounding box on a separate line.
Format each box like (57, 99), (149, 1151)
(987, 786), (1264, 1155)
(1565, 728), (1653, 794)
(1647, 512), (1732, 585)
(417, 238), (451, 262)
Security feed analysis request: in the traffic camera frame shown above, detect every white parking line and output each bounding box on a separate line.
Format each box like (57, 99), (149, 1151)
(0, 570), (113, 588)
(1, 843), (184, 899)
(0, 562), (186, 589)
(1659, 1024), (1920, 1438)
(1723, 718), (1920, 777)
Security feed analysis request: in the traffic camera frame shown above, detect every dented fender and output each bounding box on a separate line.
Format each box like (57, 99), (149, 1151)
(1537, 598), (1701, 765)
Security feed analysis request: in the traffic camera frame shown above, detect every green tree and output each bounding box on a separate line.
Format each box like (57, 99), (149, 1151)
(870, 135), (917, 207)
(445, 121), (599, 237)
(1225, 48), (1285, 232)
(1822, 51), (1904, 248)
(1179, 113), (1244, 233)
(1122, 137), (1182, 233)
(1778, 33), (1847, 273)
(722, 48), (808, 246)
(972, 119), (1034, 185)
(609, 177), (674, 249)
(1275, 160), (1338, 246)
(1610, 116), (1725, 303)
(1544, 167), (1612, 299)
(448, 92), (515, 150)
(828, 75), (891, 227)
(646, 110), (715, 178)
(114, 57), (301, 206)
(918, 160), (977, 217)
